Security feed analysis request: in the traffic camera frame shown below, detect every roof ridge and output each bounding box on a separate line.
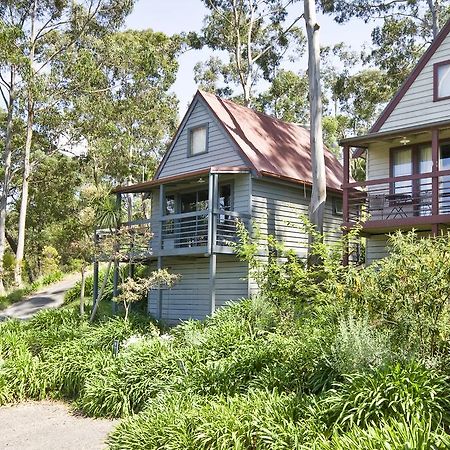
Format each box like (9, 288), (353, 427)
(198, 89), (309, 132)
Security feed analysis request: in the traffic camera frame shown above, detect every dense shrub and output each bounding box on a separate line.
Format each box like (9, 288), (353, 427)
(316, 417), (450, 450)
(108, 390), (308, 450)
(339, 232), (450, 357)
(319, 361), (450, 430)
(2, 231), (450, 449)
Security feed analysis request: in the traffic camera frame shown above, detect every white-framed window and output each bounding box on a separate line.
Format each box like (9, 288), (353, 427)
(332, 197), (343, 216)
(189, 125), (208, 156)
(434, 60), (450, 101)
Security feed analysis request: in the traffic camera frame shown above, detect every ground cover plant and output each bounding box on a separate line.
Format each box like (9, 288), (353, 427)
(1, 231), (450, 448)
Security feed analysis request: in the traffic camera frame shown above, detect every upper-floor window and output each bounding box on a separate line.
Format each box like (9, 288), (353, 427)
(189, 125), (208, 156)
(434, 60), (450, 101)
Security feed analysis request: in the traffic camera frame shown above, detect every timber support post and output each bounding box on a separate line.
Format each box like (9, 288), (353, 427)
(93, 231), (99, 306)
(208, 172), (218, 314)
(157, 256), (163, 320)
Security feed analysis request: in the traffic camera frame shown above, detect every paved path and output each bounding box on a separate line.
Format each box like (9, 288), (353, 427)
(0, 274), (80, 320)
(0, 401), (117, 450)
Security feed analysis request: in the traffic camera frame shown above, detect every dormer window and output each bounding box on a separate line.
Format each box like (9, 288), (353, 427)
(434, 60), (450, 101)
(189, 125), (208, 156)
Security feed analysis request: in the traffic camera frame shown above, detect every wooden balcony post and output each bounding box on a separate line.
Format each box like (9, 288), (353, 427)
(208, 172), (217, 255)
(342, 145), (350, 266)
(157, 256), (163, 320)
(93, 231), (99, 305)
(159, 184), (165, 251)
(432, 129), (439, 219)
(342, 145), (350, 224)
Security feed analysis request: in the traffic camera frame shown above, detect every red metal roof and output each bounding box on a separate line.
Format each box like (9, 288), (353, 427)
(198, 90), (343, 192)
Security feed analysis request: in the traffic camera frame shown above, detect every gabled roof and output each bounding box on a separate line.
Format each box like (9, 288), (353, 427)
(195, 90), (343, 191)
(370, 18), (450, 133)
(117, 90), (344, 194)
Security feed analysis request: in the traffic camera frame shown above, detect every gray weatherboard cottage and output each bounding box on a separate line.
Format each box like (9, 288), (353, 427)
(105, 90), (345, 324)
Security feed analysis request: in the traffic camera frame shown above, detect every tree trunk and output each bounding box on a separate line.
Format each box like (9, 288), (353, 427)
(80, 265), (86, 315)
(0, 70), (16, 296)
(304, 0), (326, 253)
(14, 0), (37, 287)
(428, 0), (440, 38)
(14, 103), (34, 287)
(89, 259), (112, 322)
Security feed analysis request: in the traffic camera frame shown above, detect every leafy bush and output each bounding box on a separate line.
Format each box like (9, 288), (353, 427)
(108, 390), (307, 450)
(326, 315), (393, 376)
(339, 232), (450, 357)
(315, 417), (450, 450)
(319, 361), (450, 430)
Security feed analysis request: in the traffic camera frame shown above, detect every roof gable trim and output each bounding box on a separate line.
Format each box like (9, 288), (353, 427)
(370, 19), (450, 133)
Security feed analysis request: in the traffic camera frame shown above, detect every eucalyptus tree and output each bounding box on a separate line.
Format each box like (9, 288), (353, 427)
(195, 0), (305, 106)
(321, 0), (450, 90)
(255, 69), (310, 123)
(60, 29), (181, 189)
(304, 0), (326, 254)
(0, 0), (135, 287)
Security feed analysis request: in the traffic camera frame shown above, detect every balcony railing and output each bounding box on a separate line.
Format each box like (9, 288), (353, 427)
(95, 219), (153, 261)
(160, 209), (250, 253)
(96, 210), (250, 260)
(344, 169), (450, 228)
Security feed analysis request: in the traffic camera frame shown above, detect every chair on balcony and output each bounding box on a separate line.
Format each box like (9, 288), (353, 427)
(417, 190), (432, 216)
(367, 194), (386, 220)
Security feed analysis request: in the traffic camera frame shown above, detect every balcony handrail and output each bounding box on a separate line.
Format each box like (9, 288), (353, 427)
(120, 218), (152, 227)
(343, 168), (450, 189)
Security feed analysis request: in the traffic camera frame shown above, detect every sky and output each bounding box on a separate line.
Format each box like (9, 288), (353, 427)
(124, 0), (376, 116)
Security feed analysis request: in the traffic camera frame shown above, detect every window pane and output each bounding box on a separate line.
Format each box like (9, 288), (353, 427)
(165, 195), (175, 215)
(190, 127), (207, 155)
(437, 63), (450, 99)
(393, 148), (412, 194)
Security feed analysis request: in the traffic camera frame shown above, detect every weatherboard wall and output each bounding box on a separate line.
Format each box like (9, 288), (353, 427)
(251, 178), (343, 257)
(379, 31), (450, 132)
(157, 98), (246, 179)
(148, 255), (248, 324)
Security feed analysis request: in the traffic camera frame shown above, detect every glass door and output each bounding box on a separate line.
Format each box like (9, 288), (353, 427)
(418, 145), (432, 216)
(179, 189), (208, 247)
(392, 148), (412, 195)
(440, 142), (450, 213)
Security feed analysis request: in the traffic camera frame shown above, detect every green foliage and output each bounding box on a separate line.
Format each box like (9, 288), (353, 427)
(339, 232), (450, 357)
(319, 361), (450, 430)
(326, 315), (393, 376)
(316, 417), (450, 450)
(2, 232), (450, 449)
(108, 390), (307, 450)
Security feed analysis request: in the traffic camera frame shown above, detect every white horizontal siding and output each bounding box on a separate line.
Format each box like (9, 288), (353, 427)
(215, 255), (248, 308)
(148, 256), (210, 322)
(380, 32), (450, 132)
(158, 98), (245, 178)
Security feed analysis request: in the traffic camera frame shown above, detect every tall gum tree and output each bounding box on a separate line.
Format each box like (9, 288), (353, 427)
(1, 0), (135, 287)
(195, 0), (305, 106)
(304, 0), (326, 252)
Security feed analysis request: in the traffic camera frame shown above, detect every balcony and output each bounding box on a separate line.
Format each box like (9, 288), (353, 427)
(95, 209), (250, 261)
(343, 169), (450, 232)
